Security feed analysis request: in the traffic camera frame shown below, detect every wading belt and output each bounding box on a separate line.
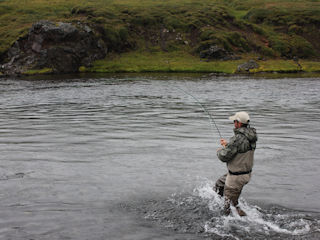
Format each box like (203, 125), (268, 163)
(228, 169), (252, 175)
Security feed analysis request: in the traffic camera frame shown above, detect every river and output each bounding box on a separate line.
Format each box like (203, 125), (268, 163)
(0, 73), (319, 240)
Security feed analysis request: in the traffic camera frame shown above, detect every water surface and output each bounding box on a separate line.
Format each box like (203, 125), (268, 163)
(0, 74), (319, 239)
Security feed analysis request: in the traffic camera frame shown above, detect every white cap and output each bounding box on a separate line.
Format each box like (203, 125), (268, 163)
(229, 111), (250, 124)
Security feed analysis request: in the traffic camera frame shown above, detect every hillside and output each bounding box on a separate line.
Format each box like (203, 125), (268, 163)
(0, 0), (320, 75)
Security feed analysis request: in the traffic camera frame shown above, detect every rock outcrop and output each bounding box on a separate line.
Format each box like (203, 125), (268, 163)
(237, 59), (259, 72)
(199, 45), (240, 61)
(1, 20), (107, 75)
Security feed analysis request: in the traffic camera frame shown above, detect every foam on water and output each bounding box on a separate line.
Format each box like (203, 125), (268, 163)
(132, 180), (319, 240)
(194, 181), (315, 239)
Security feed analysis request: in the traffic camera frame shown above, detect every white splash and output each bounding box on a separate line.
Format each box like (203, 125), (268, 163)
(193, 181), (312, 238)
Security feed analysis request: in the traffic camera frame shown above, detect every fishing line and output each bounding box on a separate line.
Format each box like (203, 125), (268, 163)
(174, 86), (222, 139)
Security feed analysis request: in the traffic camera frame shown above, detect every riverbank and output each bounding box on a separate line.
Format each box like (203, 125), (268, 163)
(23, 51), (320, 75)
(82, 51), (320, 74)
(1, 0), (319, 76)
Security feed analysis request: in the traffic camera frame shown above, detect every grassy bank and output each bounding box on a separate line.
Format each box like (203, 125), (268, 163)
(1, 0), (320, 74)
(78, 51), (320, 74)
(84, 51), (242, 73)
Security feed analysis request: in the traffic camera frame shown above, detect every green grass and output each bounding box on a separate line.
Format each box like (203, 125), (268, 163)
(85, 51), (241, 73)
(79, 51), (319, 74)
(231, 10), (249, 19)
(300, 61), (320, 72)
(23, 68), (53, 75)
(249, 60), (300, 73)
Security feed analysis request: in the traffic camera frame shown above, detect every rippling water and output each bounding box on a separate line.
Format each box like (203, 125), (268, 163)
(0, 74), (319, 239)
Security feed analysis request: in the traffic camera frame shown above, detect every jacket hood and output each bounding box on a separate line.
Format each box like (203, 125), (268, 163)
(234, 127), (257, 143)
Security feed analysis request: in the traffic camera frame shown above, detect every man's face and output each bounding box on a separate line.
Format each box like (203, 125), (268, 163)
(234, 120), (242, 128)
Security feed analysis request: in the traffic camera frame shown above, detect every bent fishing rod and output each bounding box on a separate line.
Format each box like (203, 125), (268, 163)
(174, 86), (222, 140)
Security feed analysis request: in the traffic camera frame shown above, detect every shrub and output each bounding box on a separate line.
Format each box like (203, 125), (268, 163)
(0, 5), (13, 15)
(129, 9), (165, 27)
(92, 17), (106, 24)
(259, 46), (276, 57)
(290, 35), (315, 58)
(199, 30), (251, 53)
(288, 24), (303, 35)
(226, 32), (251, 52)
(269, 34), (315, 58)
(200, 28), (216, 41)
(163, 16), (187, 30)
(71, 6), (96, 16)
(244, 8), (270, 24)
(119, 28), (128, 42)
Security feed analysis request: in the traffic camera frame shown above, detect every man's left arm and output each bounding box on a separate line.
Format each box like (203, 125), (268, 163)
(217, 137), (238, 162)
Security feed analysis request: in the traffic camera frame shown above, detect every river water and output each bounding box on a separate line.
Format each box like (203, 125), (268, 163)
(0, 74), (319, 240)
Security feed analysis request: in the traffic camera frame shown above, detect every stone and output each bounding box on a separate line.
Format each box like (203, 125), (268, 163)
(1, 20), (107, 75)
(237, 59), (260, 72)
(200, 45), (227, 59)
(199, 45), (240, 61)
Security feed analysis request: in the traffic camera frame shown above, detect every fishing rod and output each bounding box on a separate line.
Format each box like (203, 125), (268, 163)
(174, 86), (222, 139)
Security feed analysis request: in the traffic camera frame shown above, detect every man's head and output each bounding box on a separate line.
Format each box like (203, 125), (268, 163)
(229, 111), (250, 128)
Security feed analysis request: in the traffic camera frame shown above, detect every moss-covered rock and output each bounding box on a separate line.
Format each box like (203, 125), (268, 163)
(1, 21), (107, 75)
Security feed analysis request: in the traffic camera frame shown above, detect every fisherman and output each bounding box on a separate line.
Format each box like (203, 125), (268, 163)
(215, 111), (257, 216)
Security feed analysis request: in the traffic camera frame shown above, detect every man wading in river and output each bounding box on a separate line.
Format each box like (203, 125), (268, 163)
(215, 112), (257, 216)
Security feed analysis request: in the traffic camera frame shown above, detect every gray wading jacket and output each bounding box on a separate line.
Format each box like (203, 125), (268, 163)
(217, 127), (257, 173)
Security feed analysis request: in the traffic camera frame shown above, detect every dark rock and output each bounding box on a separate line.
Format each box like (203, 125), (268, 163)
(8, 41), (21, 59)
(1, 20), (107, 75)
(200, 45), (226, 59)
(237, 59), (260, 72)
(199, 45), (240, 61)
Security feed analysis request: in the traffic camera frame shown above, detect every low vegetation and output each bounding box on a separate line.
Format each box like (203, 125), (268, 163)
(0, 0), (319, 74)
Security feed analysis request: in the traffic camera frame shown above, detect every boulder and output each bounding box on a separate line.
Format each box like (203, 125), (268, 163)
(237, 59), (259, 72)
(1, 20), (107, 75)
